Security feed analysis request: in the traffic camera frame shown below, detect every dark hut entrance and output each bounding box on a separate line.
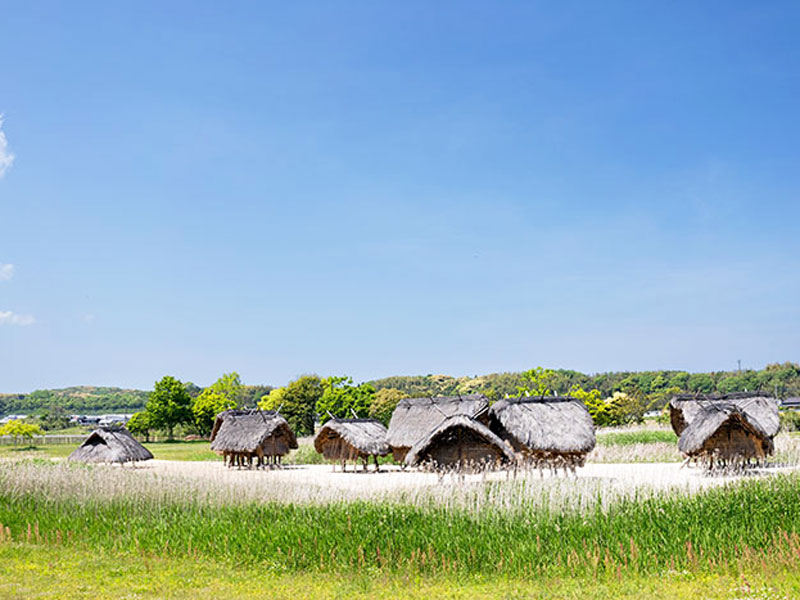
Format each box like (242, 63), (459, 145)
(418, 424), (506, 467)
(698, 413), (772, 465)
(404, 415), (515, 472)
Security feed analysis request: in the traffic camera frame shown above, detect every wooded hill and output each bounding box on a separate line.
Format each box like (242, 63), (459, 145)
(2, 363), (798, 415)
(0, 384), (271, 415)
(368, 362), (800, 407)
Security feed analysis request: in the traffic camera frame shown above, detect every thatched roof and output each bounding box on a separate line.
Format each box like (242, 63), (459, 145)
(387, 394), (490, 450)
(669, 393), (779, 438)
(313, 418), (390, 456)
(68, 427), (153, 463)
(489, 396), (596, 455)
(669, 393), (780, 455)
(210, 409), (298, 453)
(404, 414), (515, 466)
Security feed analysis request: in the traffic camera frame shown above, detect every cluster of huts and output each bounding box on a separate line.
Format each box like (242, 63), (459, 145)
(68, 391), (783, 473)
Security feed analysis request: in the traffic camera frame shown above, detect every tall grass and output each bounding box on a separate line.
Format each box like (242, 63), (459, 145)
(1, 461), (800, 577)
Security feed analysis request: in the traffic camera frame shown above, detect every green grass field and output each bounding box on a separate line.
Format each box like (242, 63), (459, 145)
(1, 542), (798, 599)
(0, 440), (218, 461)
(596, 429), (678, 446)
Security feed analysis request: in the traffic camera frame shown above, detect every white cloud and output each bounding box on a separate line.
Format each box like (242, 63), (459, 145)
(0, 263), (14, 281)
(0, 310), (36, 326)
(0, 115), (15, 178)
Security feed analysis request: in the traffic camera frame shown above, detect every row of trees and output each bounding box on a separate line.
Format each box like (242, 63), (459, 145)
(125, 373), (412, 440)
(372, 362), (800, 416)
(516, 367), (645, 426)
(128, 373), (246, 440)
(129, 366), (673, 440)
(6, 363), (800, 435)
(256, 376), (409, 435)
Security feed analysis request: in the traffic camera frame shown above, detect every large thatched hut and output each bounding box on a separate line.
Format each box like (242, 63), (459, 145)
(386, 394), (489, 462)
(313, 418), (390, 472)
(69, 426), (153, 464)
(669, 393), (780, 468)
(210, 409), (298, 468)
(404, 414), (515, 471)
(488, 396), (596, 472)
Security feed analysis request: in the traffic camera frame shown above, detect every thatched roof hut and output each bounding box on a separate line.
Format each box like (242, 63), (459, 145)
(313, 418), (390, 471)
(669, 393), (780, 467)
(488, 396), (596, 470)
(404, 414), (515, 471)
(68, 426), (153, 464)
(386, 394), (489, 462)
(210, 409), (298, 468)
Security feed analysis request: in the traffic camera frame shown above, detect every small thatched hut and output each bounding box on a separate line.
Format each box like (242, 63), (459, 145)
(210, 409), (298, 469)
(404, 414), (515, 471)
(386, 394), (490, 462)
(489, 396), (596, 472)
(68, 426), (153, 464)
(313, 418), (390, 472)
(669, 393), (780, 468)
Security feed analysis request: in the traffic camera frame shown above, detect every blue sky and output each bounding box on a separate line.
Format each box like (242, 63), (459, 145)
(1, 2), (798, 392)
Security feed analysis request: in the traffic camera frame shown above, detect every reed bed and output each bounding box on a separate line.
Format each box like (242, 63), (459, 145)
(0, 460), (688, 514)
(2, 460), (800, 578)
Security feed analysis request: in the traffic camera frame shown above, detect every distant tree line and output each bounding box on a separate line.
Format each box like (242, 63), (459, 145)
(4, 363), (799, 434)
(0, 383), (272, 419)
(368, 362), (800, 409)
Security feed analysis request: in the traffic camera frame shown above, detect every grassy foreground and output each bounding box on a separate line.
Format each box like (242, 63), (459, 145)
(3, 464), (800, 577)
(1, 542), (798, 599)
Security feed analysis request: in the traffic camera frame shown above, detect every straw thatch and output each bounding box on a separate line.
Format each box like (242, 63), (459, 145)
(314, 418), (390, 471)
(404, 414), (515, 471)
(210, 409), (298, 468)
(489, 396), (596, 471)
(669, 393), (780, 468)
(386, 394), (490, 462)
(68, 426), (153, 464)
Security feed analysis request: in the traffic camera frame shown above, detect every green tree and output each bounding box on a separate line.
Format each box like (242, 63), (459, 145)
(316, 376), (376, 423)
(668, 371), (690, 390)
(688, 373), (714, 393)
(572, 387), (644, 427)
(206, 372), (245, 405)
(517, 367), (558, 396)
(258, 375), (322, 436)
(191, 372), (243, 437)
(258, 387), (287, 411)
(145, 376), (192, 440)
(0, 419), (44, 446)
(570, 387), (610, 425)
(126, 411), (152, 442)
(368, 388), (407, 425)
(193, 391), (237, 437)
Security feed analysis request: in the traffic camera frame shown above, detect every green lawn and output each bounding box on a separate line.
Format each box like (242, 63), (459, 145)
(0, 440), (219, 461)
(1, 542), (797, 600)
(596, 429), (678, 446)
